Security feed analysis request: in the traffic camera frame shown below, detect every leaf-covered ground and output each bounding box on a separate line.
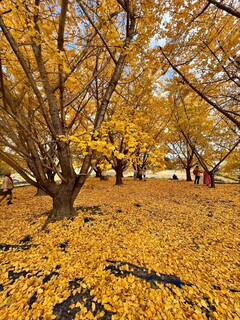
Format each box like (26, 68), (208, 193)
(0, 178), (239, 320)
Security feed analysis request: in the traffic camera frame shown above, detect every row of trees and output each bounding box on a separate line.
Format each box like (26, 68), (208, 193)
(159, 0), (240, 186)
(0, 0), (239, 221)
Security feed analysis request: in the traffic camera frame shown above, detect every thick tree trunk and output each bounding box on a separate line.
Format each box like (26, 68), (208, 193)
(47, 187), (77, 222)
(115, 170), (123, 185)
(186, 166), (192, 181)
(35, 188), (48, 196)
(113, 159), (124, 185)
(48, 198), (76, 222)
(114, 164), (123, 185)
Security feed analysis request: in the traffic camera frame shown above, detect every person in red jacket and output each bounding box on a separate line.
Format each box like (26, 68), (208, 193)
(193, 166), (201, 185)
(203, 171), (211, 186)
(0, 171), (14, 205)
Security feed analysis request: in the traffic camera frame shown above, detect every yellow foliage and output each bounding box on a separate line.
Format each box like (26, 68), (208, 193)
(0, 179), (239, 319)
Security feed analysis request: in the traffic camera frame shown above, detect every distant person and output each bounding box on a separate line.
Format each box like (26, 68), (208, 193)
(203, 171), (211, 186)
(193, 166), (201, 185)
(0, 171), (14, 204)
(172, 174), (178, 180)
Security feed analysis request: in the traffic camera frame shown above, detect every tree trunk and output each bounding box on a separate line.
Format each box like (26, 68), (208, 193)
(210, 172), (215, 188)
(186, 166), (192, 181)
(95, 172), (101, 178)
(47, 187), (77, 222)
(114, 162), (123, 185)
(94, 167), (102, 178)
(35, 188), (48, 196)
(115, 169), (123, 185)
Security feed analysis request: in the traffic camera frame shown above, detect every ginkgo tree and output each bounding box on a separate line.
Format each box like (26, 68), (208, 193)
(94, 64), (168, 185)
(166, 81), (240, 187)
(69, 106), (165, 186)
(184, 120), (240, 187)
(156, 0), (240, 129)
(62, 39), (168, 185)
(96, 117), (155, 185)
(99, 76), (169, 184)
(0, 0), (160, 221)
(165, 82), (207, 181)
(166, 132), (196, 181)
(221, 145), (240, 179)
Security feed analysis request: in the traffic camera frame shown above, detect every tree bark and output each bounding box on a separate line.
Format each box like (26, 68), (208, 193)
(47, 186), (77, 222)
(115, 170), (123, 185)
(35, 188), (48, 197)
(186, 166), (192, 181)
(114, 161), (124, 185)
(209, 172), (215, 188)
(93, 167), (102, 178)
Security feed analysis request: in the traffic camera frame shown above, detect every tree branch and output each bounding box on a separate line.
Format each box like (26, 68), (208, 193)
(191, 3), (210, 22)
(159, 47), (240, 129)
(0, 150), (39, 187)
(207, 0), (240, 18)
(76, 0), (117, 64)
(57, 0), (69, 130)
(0, 15), (56, 137)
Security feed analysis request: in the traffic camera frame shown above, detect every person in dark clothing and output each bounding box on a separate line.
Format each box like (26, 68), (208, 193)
(193, 166), (201, 185)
